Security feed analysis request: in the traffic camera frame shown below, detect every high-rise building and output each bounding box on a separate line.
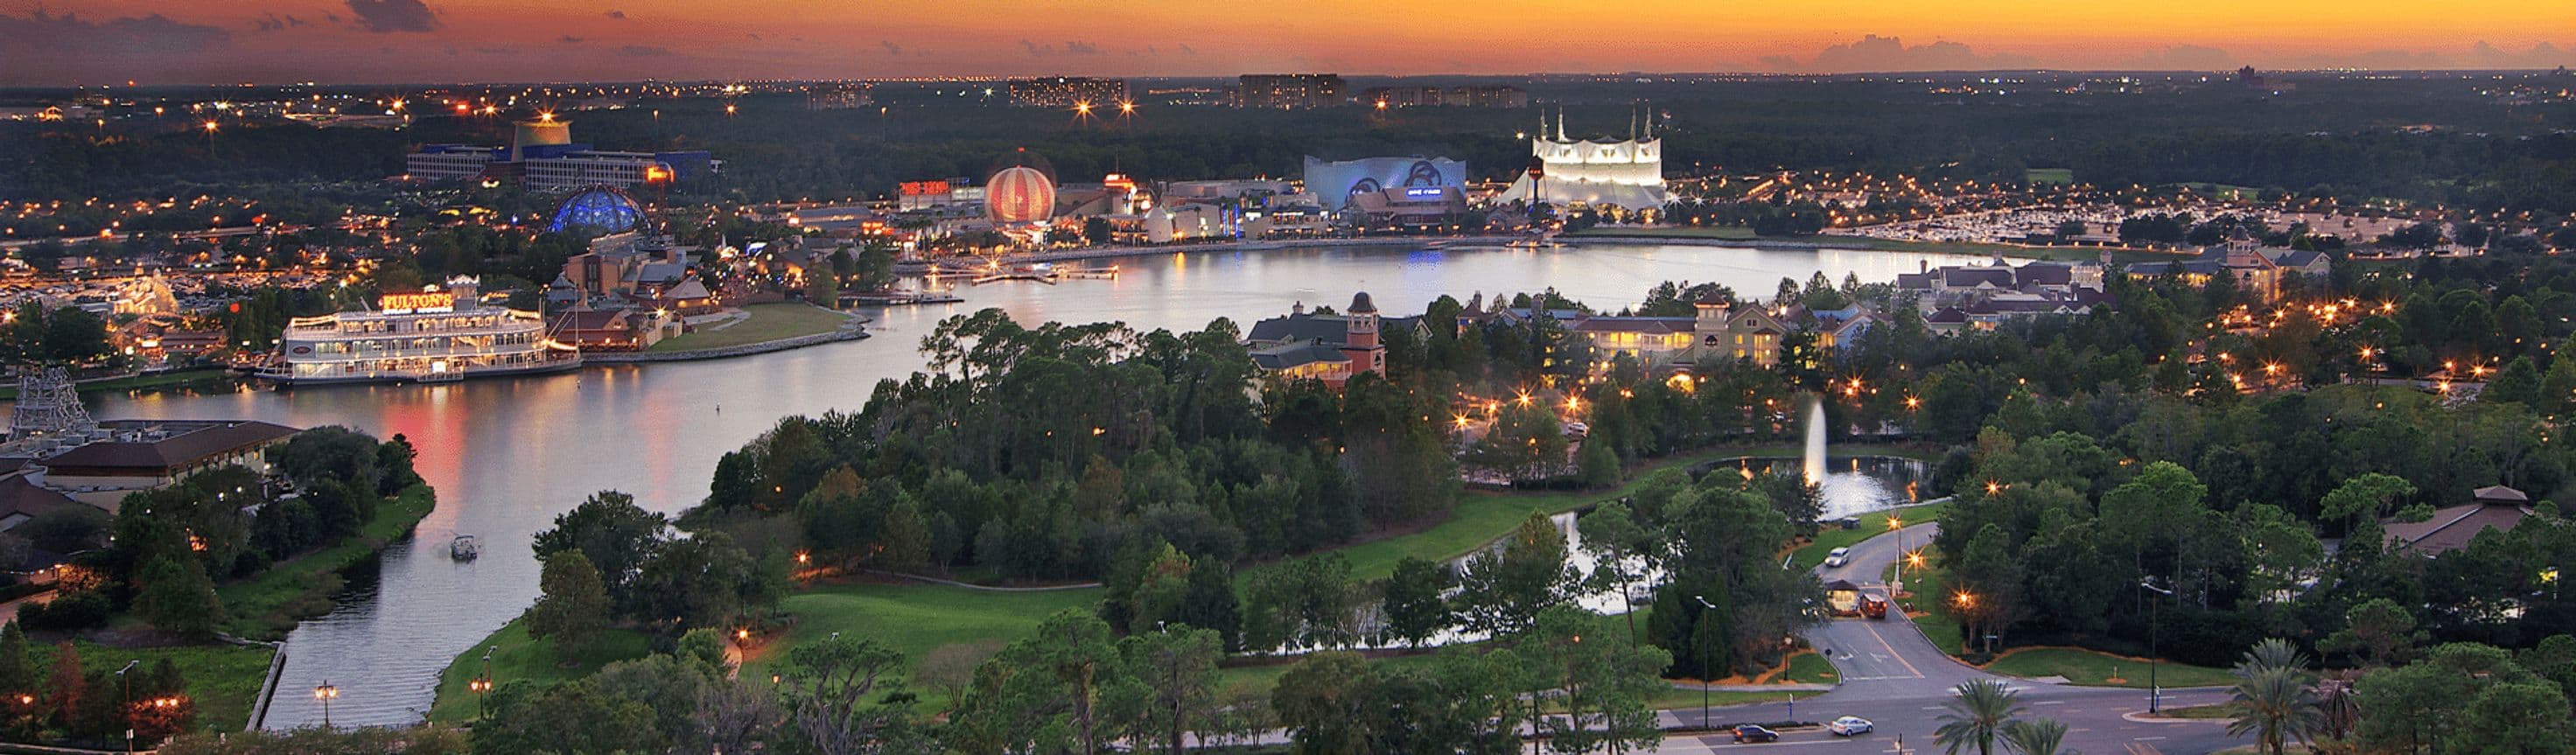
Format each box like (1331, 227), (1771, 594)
(1235, 74), (1346, 109)
(401, 120), (719, 192)
(1007, 77), (1129, 108)
(406, 144), (505, 181)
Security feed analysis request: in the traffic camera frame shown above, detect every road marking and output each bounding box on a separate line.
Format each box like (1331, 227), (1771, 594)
(2035, 700), (2065, 705)
(2134, 737), (2167, 741)
(1860, 621), (1924, 679)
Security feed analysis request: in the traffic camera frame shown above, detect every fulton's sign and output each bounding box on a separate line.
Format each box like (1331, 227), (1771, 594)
(380, 291), (457, 314)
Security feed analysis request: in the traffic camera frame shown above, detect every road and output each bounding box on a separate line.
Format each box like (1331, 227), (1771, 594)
(1653, 520), (2247, 755)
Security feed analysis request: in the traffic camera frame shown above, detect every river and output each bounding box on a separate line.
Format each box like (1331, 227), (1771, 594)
(61, 241), (1982, 728)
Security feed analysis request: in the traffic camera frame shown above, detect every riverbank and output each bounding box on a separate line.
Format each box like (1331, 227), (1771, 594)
(217, 485), (438, 640)
(960, 234), (1524, 268)
(584, 303), (869, 364)
(1566, 227), (2186, 264)
(0, 367), (238, 400)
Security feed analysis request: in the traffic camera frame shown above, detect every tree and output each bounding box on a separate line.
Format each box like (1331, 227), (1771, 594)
(532, 490), (669, 611)
(2228, 667), (2322, 755)
(1381, 556), (1455, 647)
(955, 610), (1137, 755)
(1121, 626), (1222, 755)
(1511, 605), (1670, 755)
(2449, 682), (2574, 755)
(1271, 652), (1375, 755)
(1576, 502), (1652, 647)
(132, 554), (225, 640)
(42, 643), (81, 733)
(1576, 439), (1620, 488)
(2319, 473), (2415, 528)
(474, 680), (667, 755)
(1452, 513), (1574, 637)
(914, 640), (1004, 717)
(1948, 523), (2027, 654)
(780, 633), (920, 755)
(526, 551), (611, 654)
(1934, 680), (2025, 755)
(2321, 598), (2423, 667)
(0, 623), (30, 696)
(804, 266), (840, 304)
(1998, 718), (2069, 755)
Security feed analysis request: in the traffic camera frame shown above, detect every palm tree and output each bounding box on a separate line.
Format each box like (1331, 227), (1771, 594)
(1999, 718), (2072, 755)
(2228, 666), (2323, 755)
(1935, 680), (2026, 755)
(2235, 638), (2310, 678)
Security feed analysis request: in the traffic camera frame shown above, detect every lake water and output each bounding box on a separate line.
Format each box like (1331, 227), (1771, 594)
(60, 241), (1980, 727)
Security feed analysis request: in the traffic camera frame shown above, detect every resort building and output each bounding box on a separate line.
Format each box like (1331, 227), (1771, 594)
(2384, 486), (2537, 556)
(2128, 228), (2285, 301)
(1459, 290), (1876, 369)
(1493, 111), (1670, 213)
(1245, 293), (1424, 388)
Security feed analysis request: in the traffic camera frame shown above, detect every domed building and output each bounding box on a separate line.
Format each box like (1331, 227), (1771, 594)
(986, 165), (1058, 225)
(548, 185), (646, 235)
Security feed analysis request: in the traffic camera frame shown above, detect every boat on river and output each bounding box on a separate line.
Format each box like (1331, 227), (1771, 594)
(253, 276), (581, 386)
(449, 535), (480, 561)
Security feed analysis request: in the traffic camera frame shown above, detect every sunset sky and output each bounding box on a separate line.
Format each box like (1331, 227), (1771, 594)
(4, 0), (2572, 86)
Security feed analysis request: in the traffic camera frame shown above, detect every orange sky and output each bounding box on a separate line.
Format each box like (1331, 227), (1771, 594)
(4, 0), (2572, 84)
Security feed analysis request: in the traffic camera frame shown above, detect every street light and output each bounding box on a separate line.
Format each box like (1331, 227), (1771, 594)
(1692, 595), (1717, 731)
(472, 646), (496, 720)
(2140, 579), (2174, 713)
(313, 681), (340, 728)
(1887, 514), (1906, 595)
(116, 660), (136, 754)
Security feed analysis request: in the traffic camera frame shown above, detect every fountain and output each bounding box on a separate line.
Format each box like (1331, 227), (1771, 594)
(1802, 394), (1827, 485)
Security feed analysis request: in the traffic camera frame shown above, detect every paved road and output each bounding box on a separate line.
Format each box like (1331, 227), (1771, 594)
(1651, 519), (2248, 755)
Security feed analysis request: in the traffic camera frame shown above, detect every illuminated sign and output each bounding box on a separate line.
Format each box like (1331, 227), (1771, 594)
(900, 180), (952, 196)
(1404, 187), (1448, 199)
(380, 292), (456, 314)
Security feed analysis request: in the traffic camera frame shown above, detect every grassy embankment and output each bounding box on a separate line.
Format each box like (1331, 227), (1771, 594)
(647, 303), (852, 352)
(215, 485), (438, 640)
(1568, 226), (2187, 264)
(1888, 545), (2236, 689)
(430, 441), (1914, 717)
(1787, 498), (1952, 571)
(0, 368), (236, 401)
(27, 640), (276, 732)
(424, 621), (654, 724)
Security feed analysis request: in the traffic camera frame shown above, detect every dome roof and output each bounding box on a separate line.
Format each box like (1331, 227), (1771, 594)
(549, 185), (645, 234)
(986, 165), (1058, 225)
(1348, 291), (1377, 313)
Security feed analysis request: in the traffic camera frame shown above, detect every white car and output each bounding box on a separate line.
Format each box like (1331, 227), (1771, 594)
(1829, 716), (1874, 736)
(1823, 548), (1852, 568)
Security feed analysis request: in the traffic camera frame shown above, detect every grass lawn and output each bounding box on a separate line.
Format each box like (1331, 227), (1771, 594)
(1781, 651), (1838, 685)
(1788, 500), (1951, 570)
(426, 619), (654, 724)
(216, 485), (437, 640)
(2024, 168), (2075, 185)
(723, 580), (1106, 712)
(0, 368), (238, 401)
(1888, 549), (1964, 656)
(2157, 703), (2235, 720)
(648, 303), (851, 352)
(1983, 647), (2238, 689)
(29, 640), (276, 732)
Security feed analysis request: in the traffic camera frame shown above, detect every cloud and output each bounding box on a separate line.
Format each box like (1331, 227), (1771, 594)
(880, 40), (902, 55)
(606, 10), (626, 19)
(618, 45), (674, 57)
(0, 10), (230, 60)
(250, 13), (305, 32)
(344, 0), (438, 33)
(1780, 34), (2040, 73)
(558, 35), (584, 43)
(2130, 45), (2235, 70)
(1021, 39), (1103, 57)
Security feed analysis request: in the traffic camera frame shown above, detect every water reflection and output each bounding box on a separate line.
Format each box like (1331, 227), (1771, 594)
(44, 242), (1979, 727)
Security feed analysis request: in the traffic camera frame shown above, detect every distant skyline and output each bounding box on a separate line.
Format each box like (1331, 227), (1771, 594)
(3, 0), (2572, 86)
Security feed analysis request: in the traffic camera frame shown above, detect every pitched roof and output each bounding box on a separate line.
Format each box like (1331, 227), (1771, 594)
(1248, 341), (1349, 371)
(38, 420), (300, 475)
(1570, 317), (1695, 334)
(2384, 501), (2534, 555)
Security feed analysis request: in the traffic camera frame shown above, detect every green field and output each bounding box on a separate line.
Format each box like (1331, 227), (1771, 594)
(426, 619), (654, 724)
(0, 368), (237, 401)
(217, 485), (437, 640)
(1782, 651), (1838, 684)
(742, 582), (1105, 687)
(30, 640), (276, 732)
(2024, 168), (2076, 185)
(1982, 647), (2238, 689)
(648, 303), (852, 352)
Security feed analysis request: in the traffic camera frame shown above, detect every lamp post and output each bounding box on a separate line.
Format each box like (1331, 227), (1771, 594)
(116, 660), (136, 754)
(2140, 579), (2174, 714)
(472, 646), (496, 720)
(1886, 514), (1905, 595)
(1692, 595), (1716, 731)
(313, 681), (340, 729)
